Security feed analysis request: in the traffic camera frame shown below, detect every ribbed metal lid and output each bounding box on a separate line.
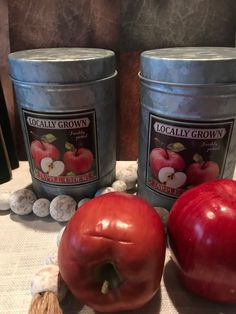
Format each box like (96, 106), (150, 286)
(141, 47), (236, 84)
(8, 48), (116, 83)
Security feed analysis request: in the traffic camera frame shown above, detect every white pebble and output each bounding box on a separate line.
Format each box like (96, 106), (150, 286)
(95, 187), (115, 197)
(77, 198), (91, 208)
(9, 189), (37, 215)
(31, 265), (67, 301)
(0, 192), (10, 210)
(33, 198), (50, 217)
(116, 168), (137, 190)
(112, 180), (127, 192)
(154, 207), (170, 227)
(43, 249), (58, 265)
(50, 195), (76, 222)
(56, 226), (66, 247)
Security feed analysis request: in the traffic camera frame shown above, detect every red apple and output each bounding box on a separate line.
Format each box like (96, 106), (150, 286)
(149, 148), (185, 179)
(63, 147), (93, 175)
(58, 192), (166, 312)
(168, 179), (236, 304)
(30, 140), (60, 169)
(186, 161), (220, 185)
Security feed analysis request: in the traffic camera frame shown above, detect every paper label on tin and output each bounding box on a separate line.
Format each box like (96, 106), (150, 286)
(22, 110), (99, 185)
(145, 114), (234, 198)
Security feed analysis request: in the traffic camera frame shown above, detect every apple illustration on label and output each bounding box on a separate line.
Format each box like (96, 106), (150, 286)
(158, 167), (187, 188)
(64, 147), (93, 175)
(150, 148), (185, 179)
(30, 140), (60, 169)
(41, 157), (65, 176)
(187, 161), (220, 185)
(186, 154), (220, 186)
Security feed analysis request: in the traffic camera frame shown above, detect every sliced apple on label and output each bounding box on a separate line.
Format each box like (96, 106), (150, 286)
(166, 172), (187, 188)
(158, 166), (187, 189)
(41, 157), (65, 176)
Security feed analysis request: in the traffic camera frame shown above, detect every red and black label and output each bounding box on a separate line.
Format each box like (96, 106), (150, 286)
(22, 109), (99, 185)
(146, 114), (234, 198)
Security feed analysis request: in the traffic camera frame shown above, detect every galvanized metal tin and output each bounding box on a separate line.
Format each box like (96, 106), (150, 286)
(9, 48), (117, 201)
(138, 47), (236, 209)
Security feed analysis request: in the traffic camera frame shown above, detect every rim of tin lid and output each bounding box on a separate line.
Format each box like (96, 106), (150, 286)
(140, 47), (236, 84)
(8, 48), (116, 83)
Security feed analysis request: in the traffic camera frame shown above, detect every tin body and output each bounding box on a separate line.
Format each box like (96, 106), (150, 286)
(138, 47), (236, 209)
(9, 48), (117, 200)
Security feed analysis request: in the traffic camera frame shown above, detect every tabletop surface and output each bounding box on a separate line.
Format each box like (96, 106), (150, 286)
(0, 161), (236, 314)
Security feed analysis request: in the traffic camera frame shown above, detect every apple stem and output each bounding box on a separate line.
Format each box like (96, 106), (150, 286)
(101, 280), (109, 294)
(97, 262), (123, 295)
(164, 149), (169, 159)
(30, 131), (42, 141)
(74, 148), (79, 156)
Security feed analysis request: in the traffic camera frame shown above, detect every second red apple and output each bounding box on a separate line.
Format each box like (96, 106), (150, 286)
(186, 161), (220, 185)
(63, 147), (93, 175)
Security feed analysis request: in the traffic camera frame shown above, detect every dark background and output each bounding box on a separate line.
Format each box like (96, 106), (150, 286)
(0, 0), (236, 160)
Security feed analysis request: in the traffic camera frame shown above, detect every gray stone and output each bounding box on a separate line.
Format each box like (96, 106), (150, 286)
(50, 195), (76, 222)
(9, 189), (37, 215)
(33, 198), (50, 217)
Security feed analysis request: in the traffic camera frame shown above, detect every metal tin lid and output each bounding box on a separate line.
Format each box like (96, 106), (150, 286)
(8, 48), (116, 84)
(140, 47), (236, 84)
